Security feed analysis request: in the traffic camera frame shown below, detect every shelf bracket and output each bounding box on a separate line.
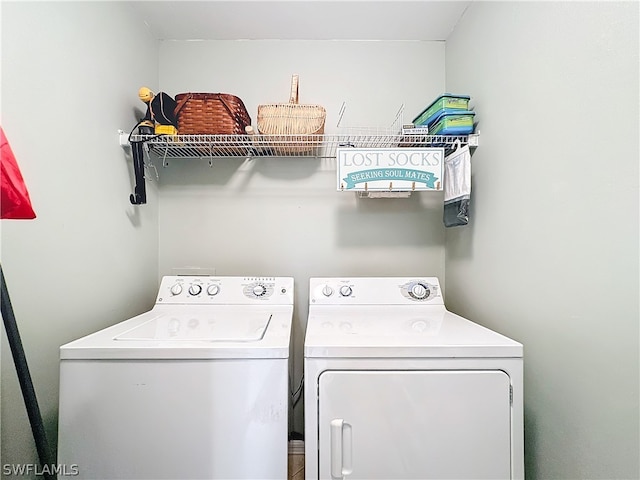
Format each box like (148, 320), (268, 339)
(207, 144), (214, 167)
(161, 146), (170, 168)
(118, 129), (130, 149)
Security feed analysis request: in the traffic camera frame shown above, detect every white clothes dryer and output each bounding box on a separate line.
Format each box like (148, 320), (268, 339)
(304, 277), (524, 480)
(58, 276), (294, 480)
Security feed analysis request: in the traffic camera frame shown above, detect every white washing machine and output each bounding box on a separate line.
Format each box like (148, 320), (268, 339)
(58, 276), (294, 480)
(304, 277), (524, 480)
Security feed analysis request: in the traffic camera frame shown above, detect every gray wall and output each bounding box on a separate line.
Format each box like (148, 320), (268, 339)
(157, 39), (448, 432)
(0, 1), (159, 468)
(444, 2), (640, 479)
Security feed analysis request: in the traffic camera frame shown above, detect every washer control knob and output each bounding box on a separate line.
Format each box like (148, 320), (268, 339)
(207, 284), (220, 296)
(252, 284), (266, 297)
(322, 285), (334, 297)
(410, 283), (430, 300)
(170, 283), (183, 296)
(188, 284), (202, 296)
(339, 285), (353, 297)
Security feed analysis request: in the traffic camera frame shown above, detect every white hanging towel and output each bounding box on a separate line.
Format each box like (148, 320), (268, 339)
(443, 142), (471, 227)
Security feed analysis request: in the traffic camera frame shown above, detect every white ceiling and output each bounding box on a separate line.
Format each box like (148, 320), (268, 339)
(127, 1), (471, 41)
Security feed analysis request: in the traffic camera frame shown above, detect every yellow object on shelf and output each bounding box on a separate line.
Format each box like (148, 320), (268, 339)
(155, 124), (178, 135)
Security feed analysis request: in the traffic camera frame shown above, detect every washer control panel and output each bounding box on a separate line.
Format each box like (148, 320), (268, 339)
(400, 279), (438, 301)
(310, 277), (443, 305)
(242, 279), (276, 300)
(156, 276), (294, 305)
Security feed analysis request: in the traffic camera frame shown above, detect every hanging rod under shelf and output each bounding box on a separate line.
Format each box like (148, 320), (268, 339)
(128, 133), (479, 160)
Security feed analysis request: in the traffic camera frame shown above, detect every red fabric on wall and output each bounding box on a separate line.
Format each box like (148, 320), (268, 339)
(1, 126), (36, 219)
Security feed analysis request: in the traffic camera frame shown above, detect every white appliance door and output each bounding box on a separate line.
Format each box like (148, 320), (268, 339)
(318, 370), (512, 480)
(58, 359), (288, 479)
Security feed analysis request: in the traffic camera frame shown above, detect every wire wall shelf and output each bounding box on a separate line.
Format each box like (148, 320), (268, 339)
(130, 133), (479, 164)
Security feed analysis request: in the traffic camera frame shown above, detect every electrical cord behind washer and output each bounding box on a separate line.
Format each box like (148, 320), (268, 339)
(291, 375), (304, 408)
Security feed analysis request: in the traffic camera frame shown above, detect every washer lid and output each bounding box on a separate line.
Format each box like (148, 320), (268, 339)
(60, 305), (293, 360)
(304, 306), (522, 358)
(115, 311), (270, 342)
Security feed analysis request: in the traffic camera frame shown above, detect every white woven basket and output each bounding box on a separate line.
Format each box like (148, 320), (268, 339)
(257, 75), (326, 154)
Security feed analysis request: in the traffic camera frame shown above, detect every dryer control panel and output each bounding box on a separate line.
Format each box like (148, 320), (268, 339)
(309, 277), (443, 305)
(156, 276), (294, 305)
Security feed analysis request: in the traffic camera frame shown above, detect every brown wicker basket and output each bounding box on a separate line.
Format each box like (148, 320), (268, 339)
(257, 75), (326, 155)
(174, 93), (251, 135)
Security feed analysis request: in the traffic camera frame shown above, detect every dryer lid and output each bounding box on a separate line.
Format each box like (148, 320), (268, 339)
(304, 306), (522, 358)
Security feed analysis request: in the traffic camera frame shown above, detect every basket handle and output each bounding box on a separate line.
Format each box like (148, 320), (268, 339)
(289, 74), (299, 105)
(215, 94), (249, 129)
(174, 93), (193, 116)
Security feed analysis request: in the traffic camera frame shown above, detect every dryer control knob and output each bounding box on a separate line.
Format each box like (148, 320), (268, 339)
(339, 285), (353, 297)
(410, 283), (430, 300)
(207, 284), (220, 296)
(188, 284), (202, 296)
(322, 285), (334, 297)
(170, 283), (183, 296)
(252, 284), (266, 297)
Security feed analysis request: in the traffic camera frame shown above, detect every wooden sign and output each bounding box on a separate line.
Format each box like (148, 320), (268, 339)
(337, 147), (444, 192)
